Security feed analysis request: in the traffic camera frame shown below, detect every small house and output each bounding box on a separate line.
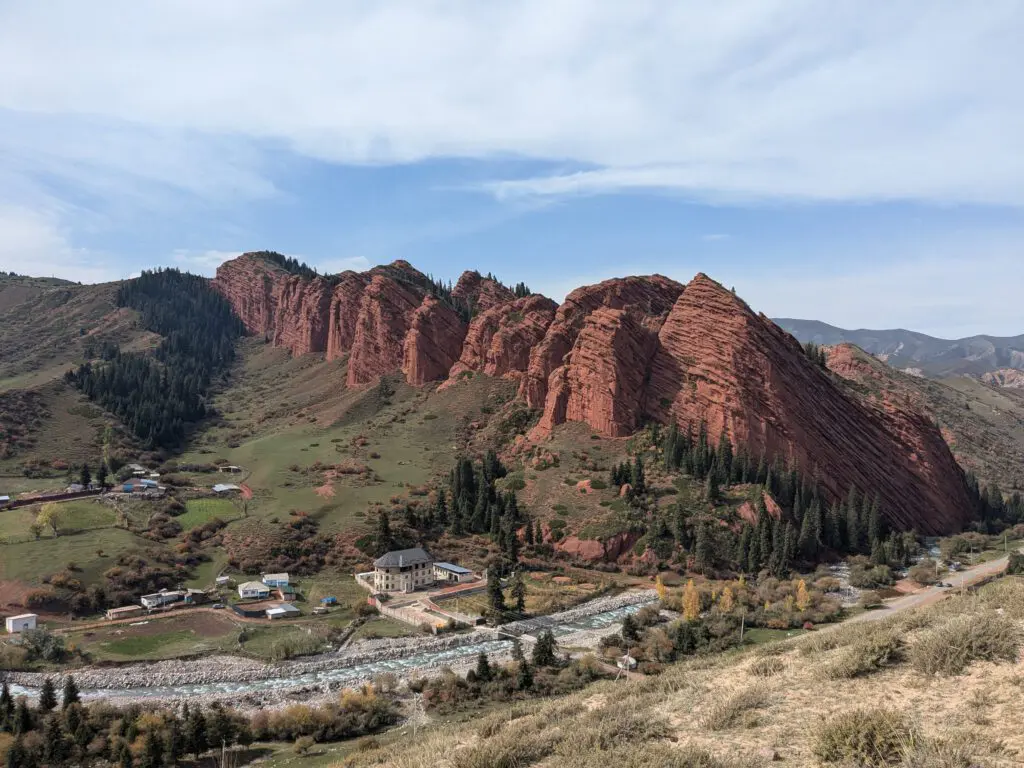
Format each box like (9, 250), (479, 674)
(148, 472), (160, 479)
(0, 495), (11, 504)
(266, 603), (301, 620)
(212, 483), (240, 494)
(238, 581), (271, 600)
(140, 590), (186, 610)
(128, 464), (147, 477)
(106, 605), (143, 621)
(373, 547), (434, 593)
(5, 614), (37, 634)
(219, 465), (242, 474)
(66, 483), (85, 493)
(215, 576), (232, 586)
(433, 562), (474, 584)
(262, 573), (290, 587)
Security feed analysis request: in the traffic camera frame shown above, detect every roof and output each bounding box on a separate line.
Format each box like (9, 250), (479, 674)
(266, 603), (300, 615)
(434, 562), (472, 574)
(263, 572), (289, 581)
(6, 614), (37, 621)
(239, 581), (270, 591)
(212, 483), (240, 493)
(0, 496), (10, 503)
(373, 547), (433, 568)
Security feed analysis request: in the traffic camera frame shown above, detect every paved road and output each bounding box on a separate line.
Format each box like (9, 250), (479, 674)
(849, 546), (1022, 624)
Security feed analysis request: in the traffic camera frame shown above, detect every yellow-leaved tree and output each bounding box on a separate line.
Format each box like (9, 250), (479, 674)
(682, 579), (700, 621)
(37, 503), (63, 538)
(796, 579), (811, 611)
(719, 586), (735, 614)
(655, 574), (667, 601)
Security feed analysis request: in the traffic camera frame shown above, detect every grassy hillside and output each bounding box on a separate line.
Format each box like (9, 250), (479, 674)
(344, 576), (1024, 768)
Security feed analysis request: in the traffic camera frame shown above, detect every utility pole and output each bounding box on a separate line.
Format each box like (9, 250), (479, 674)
(739, 609), (746, 644)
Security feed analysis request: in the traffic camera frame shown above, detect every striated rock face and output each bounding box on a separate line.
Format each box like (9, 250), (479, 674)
(520, 275), (684, 409)
(326, 272), (370, 361)
(347, 275), (422, 387)
(452, 271), (515, 313)
(640, 274), (972, 534)
(449, 295), (558, 381)
(983, 368), (1024, 389)
(213, 255), (283, 339)
(534, 307), (661, 437)
(403, 295), (469, 386)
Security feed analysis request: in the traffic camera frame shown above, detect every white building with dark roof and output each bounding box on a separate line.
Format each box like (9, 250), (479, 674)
(373, 547), (434, 593)
(433, 562), (474, 584)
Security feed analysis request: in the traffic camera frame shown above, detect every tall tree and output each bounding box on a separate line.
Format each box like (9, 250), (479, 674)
(37, 679), (57, 714)
(61, 677), (79, 710)
(510, 571), (527, 614)
(531, 630), (557, 667)
(78, 464), (91, 488)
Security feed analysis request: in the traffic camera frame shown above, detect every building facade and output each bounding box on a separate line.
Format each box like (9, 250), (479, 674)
(373, 547), (434, 593)
(433, 562), (475, 584)
(5, 614), (37, 633)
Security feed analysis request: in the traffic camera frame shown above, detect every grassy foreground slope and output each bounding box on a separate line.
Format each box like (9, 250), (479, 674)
(351, 577), (1024, 768)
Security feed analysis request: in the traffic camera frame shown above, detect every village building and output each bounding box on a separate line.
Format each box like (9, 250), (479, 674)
(5, 614), (37, 633)
(373, 547), (435, 593)
(219, 465), (242, 473)
(0, 495), (10, 505)
(262, 573), (290, 587)
(266, 603), (301, 620)
(238, 581), (271, 600)
(433, 562), (475, 584)
(106, 605), (143, 621)
(140, 590), (186, 610)
(212, 483), (241, 495)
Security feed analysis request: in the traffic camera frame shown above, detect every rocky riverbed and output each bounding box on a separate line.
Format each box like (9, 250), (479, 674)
(3, 589), (657, 709)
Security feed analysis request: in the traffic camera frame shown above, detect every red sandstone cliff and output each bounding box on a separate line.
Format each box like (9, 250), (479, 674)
(641, 274), (971, 534)
(326, 272), (370, 361)
(452, 271), (515, 313)
(449, 294), (558, 381)
(403, 295), (469, 386)
(519, 275), (684, 409)
(347, 275), (422, 387)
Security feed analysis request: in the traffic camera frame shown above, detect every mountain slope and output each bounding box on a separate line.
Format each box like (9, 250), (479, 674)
(777, 318), (1024, 377)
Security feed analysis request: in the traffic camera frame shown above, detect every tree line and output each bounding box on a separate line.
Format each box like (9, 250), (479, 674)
(66, 269), (244, 449)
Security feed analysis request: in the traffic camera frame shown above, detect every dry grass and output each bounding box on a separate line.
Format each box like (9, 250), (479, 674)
(341, 577), (1024, 768)
(824, 629), (905, 680)
(909, 612), (1021, 676)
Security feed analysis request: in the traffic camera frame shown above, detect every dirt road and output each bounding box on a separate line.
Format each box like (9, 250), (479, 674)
(850, 546), (1022, 624)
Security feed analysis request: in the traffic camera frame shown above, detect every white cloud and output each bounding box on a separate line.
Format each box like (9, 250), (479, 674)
(0, 2), (1020, 206)
(0, 206), (121, 283)
(319, 256), (371, 274)
(171, 249), (244, 275)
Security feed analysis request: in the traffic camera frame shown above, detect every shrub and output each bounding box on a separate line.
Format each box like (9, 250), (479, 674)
(294, 735), (315, 755)
(1008, 552), (1024, 575)
(825, 630), (904, 680)
(590, 479), (608, 490)
(813, 709), (915, 767)
(702, 684), (770, 730)
(748, 656), (785, 678)
(909, 612), (1022, 676)
(908, 560), (939, 586)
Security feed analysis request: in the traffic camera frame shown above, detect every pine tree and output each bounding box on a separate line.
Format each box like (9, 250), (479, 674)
(119, 741), (134, 768)
(5, 736), (26, 768)
(631, 456), (646, 496)
(0, 681), (12, 729)
(736, 524), (752, 573)
(867, 494), (883, 549)
(475, 652), (492, 681)
(139, 731), (164, 768)
(79, 463), (92, 488)
(524, 519), (534, 546)
(534, 519), (543, 544)
(38, 679), (57, 713)
(705, 472), (720, 503)
(531, 630), (557, 667)
(96, 463), (108, 489)
(435, 488), (449, 525)
(61, 677), (79, 710)
(517, 659), (534, 690)
(487, 570), (505, 615)
(374, 510), (392, 556)
(13, 700), (30, 736)
(187, 708), (208, 759)
(510, 571), (527, 613)
(693, 524), (715, 575)
(682, 579), (700, 621)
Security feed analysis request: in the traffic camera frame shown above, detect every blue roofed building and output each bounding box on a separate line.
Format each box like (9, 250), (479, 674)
(432, 562), (475, 584)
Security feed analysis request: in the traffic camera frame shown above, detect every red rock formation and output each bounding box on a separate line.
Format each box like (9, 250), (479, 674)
(213, 254), (282, 338)
(642, 274), (971, 534)
(555, 530), (642, 562)
(452, 271), (515, 313)
(449, 295), (558, 381)
(326, 272), (370, 361)
(534, 307), (661, 437)
(520, 275), (684, 409)
(403, 295), (469, 386)
(347, 275), (422, 387)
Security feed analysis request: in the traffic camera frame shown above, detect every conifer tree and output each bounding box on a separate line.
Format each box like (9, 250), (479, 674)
(517, 659), (533, 689)
(487, 570), (505, 615)
(631, 456), (646, 496)
(621, 614), (640, 643)
(510, 571), (527, 613)
(524, 519), (534, 545)
(61, 677), (79, 710)
(867, 494), (883, 549)
(682, 579), (700, 621)
(0, 681), (12, 728)
(38, 679), (57, 714)
(531, 630), (557, 667)
(475, 652), (492, 681)
(705, 472), (720, 503)
(374, 510), (392, 556)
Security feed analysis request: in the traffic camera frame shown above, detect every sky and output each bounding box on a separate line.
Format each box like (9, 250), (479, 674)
(1, 1), (1023, 338)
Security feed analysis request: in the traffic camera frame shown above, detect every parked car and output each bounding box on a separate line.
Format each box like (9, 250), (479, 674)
(212, 603), (226, 609)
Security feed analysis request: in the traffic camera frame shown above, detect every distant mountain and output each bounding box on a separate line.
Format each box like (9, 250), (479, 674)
(775, 318), (1024, 378)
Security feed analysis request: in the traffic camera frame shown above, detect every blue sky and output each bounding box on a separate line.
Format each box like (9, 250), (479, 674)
(1, 1), (1023, 338)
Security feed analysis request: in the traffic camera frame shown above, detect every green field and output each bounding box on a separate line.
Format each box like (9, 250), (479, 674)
(0, 498), (116, 543)
(350, 616), (417, 641)
(178, 497), (240, 529)
(0, 527), (145, 584)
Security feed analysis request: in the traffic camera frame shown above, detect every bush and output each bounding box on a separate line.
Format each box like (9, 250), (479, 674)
(825, 630), (904, 680)
(748, 656), (785, 678)
(294, 735), (315, 755)
(813, 709), (915, 766)
(1008, 552), (1024, 575)
(702, 684), (770, 731)
(908, 560), (939, 586)
(909, 612), (1022, 676)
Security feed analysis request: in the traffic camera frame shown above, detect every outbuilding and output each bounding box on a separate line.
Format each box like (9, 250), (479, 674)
(212, 483), (241, 494)
(5, 614), (37, 633)
(106, 605), (143, 621)
(266, 603), (301, 620)
(262, 573), (290, 587)
(0, 495), (11, 505)
(433, 562), (475, 584)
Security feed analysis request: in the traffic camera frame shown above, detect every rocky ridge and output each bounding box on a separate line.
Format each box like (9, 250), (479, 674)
(214, 254), (973, 533)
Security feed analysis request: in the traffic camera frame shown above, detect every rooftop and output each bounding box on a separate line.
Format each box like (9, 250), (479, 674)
(7, 613), (37, 621)
(212, 483), (241, 493)
(434, 562), (473, 574)
(239, 581), (269, 591)
(374, 547), (433, 568)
